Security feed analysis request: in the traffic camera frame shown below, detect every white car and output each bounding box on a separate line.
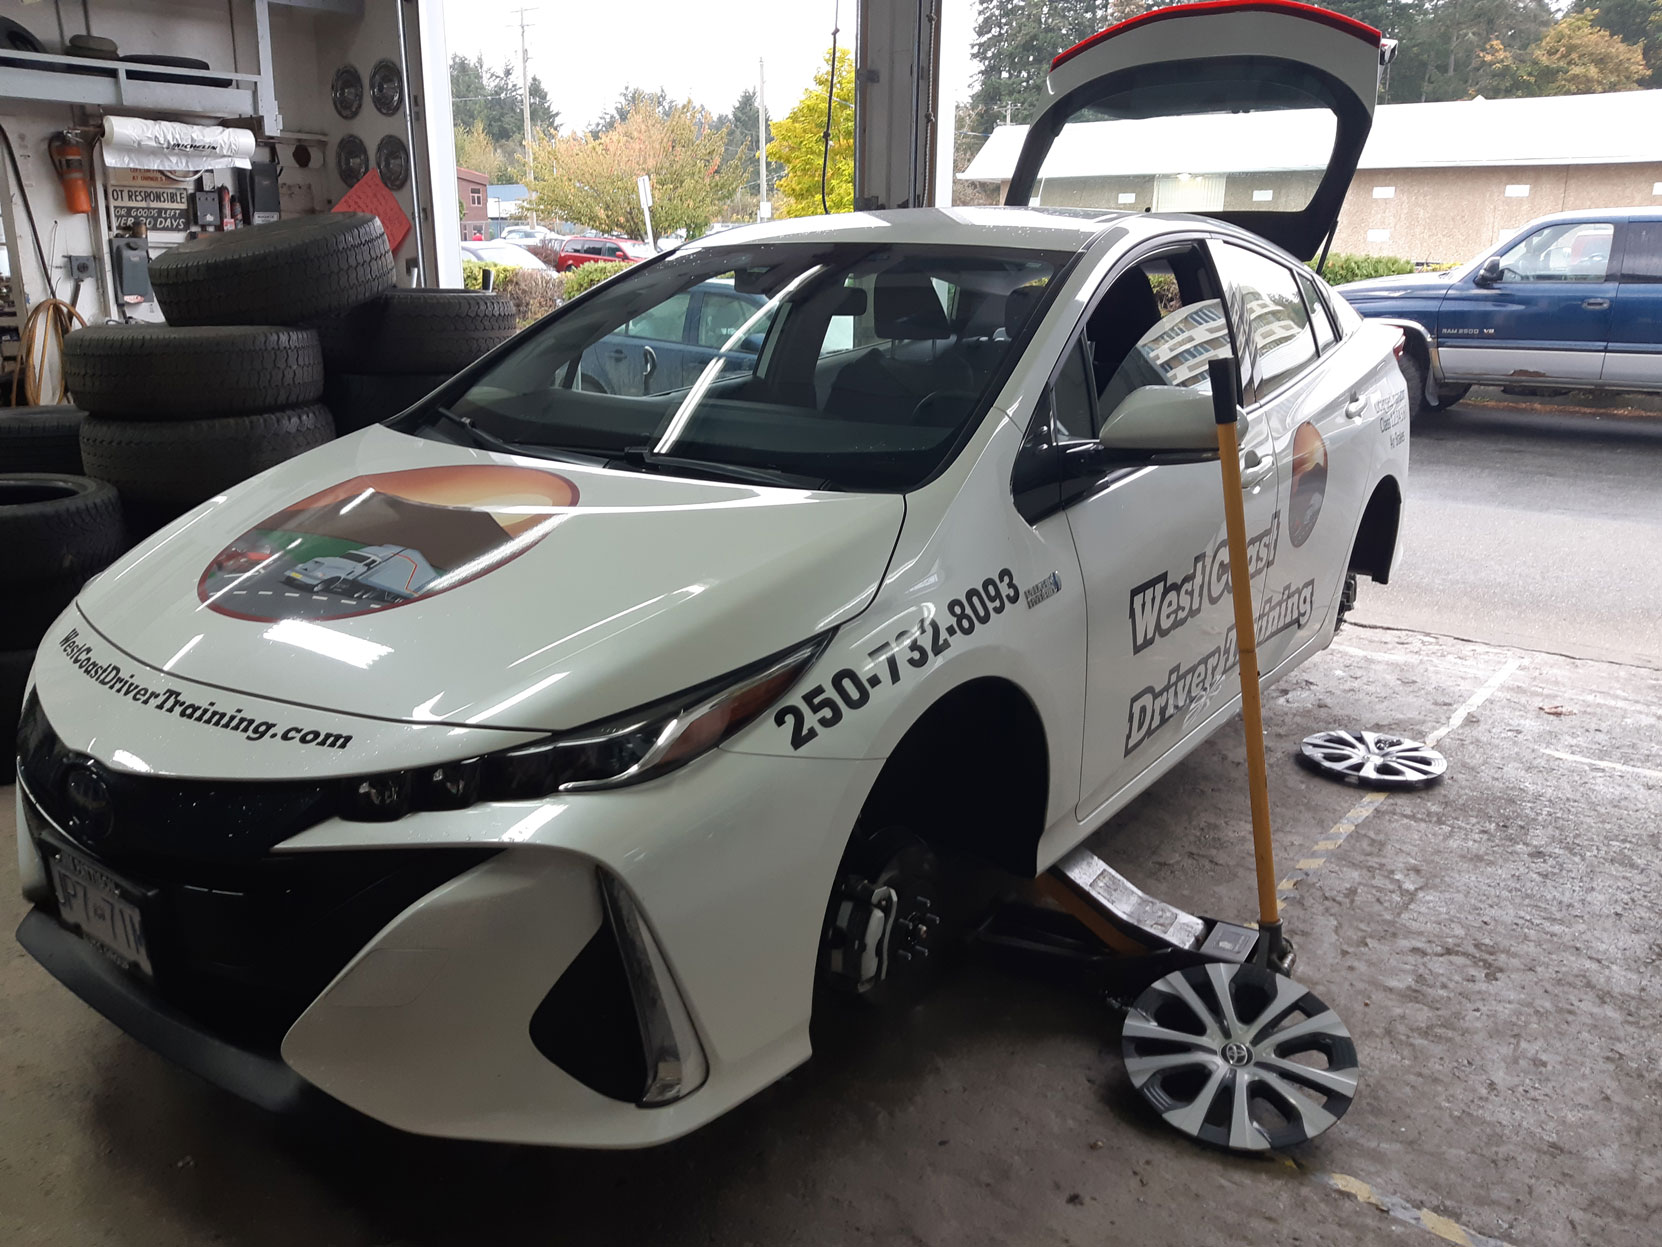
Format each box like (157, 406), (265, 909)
(460, 239), (549, 270)
(500, 225), (557, 246)
(14, 2), (1407, 1147)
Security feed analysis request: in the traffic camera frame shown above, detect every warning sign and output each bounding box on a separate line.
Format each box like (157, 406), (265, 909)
(110, 184), (190, 232)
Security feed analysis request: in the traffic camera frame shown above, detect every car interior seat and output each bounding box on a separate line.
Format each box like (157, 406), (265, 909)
(825, 273), (975, 423)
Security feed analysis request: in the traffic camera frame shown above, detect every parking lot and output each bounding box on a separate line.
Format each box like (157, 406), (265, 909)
(3, 398), (1658, 1247)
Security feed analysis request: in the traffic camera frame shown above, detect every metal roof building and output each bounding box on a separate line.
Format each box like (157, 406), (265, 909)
(961, 90), (1662, 262)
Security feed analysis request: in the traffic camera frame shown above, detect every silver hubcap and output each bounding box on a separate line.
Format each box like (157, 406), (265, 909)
(1300, 729), (1446, 788)
(1122, 962), (1359, 1152)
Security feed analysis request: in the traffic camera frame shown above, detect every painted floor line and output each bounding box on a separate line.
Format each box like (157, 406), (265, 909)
(1539, 748), (1662, 781)
(1280, 654), (1524, 902)
(1295, 1163), (1518, 1247)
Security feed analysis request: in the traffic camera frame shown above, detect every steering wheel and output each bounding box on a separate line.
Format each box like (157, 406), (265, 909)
(909, 390), (980, 427)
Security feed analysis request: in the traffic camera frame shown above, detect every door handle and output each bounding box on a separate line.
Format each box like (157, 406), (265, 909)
(642, 345), (658, 380)
(1239, 447), (1274, 489)
(608, 348), (627, 361)
(1582, 298), (1610, 310)
(1345, 393), (1366, 419)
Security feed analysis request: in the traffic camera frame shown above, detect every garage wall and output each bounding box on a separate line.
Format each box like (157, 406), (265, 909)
(1332, 163), (1662, 264)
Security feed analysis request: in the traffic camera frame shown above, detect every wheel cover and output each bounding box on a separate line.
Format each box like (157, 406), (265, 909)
(1122, 962), (1358, 1152)
(1299, 729), (1446, 789)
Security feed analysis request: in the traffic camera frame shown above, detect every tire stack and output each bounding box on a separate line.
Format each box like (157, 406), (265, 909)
(314, 287), (517, 432)
(0, 475), (125, 779)
(62, 213), (397, 535)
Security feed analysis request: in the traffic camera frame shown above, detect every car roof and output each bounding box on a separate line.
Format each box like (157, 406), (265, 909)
(680, 206), (1140, 256)
(1512, 208), (1662, 228)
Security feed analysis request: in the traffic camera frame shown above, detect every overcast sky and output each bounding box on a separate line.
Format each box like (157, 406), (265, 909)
(441, 0), (977, 134)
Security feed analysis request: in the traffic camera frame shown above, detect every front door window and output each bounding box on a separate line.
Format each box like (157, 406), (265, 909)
(1494, 222), (1614, 283)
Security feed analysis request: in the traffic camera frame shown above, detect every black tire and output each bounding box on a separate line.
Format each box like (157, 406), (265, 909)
(64, 325), (324, 418)
(0, 406), (85, 472)
(1, 647), (32, 782)
(0, 571), (92, 651)
(80, 406), (336, 507)
(311, 288), (516, 373)
(0, 474), (125, 582)
(323, 372), (451, 433)
(1397, 350), (1426, 420)
(152, 213), (394, 326)
(1426, 383), (1470, 411)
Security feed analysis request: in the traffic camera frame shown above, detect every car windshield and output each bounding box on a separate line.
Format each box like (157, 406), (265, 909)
(623, 241), (657, 259)
(412, 242), (1068, 491)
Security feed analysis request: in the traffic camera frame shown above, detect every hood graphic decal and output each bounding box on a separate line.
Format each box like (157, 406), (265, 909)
(198, 464), (581, 622)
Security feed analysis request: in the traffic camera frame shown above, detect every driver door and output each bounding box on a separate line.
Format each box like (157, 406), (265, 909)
(1438, 219), (1620, 384)
(1049, 251), (1281, 821)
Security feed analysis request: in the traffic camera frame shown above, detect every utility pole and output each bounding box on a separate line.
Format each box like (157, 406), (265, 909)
(757, 59), (770, 221)
(513, 7), (536, 219)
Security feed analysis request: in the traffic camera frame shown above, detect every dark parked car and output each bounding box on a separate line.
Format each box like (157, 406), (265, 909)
(576, 280), (768, 395)
(555, 237), (654, 272)
(1339, 209), (1662, 416)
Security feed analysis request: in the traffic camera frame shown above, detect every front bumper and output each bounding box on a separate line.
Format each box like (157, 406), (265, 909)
(15, 704), (882, 1147)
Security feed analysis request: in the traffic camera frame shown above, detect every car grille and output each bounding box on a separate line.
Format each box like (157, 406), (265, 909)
(16, 692), (340, 866)
(18, 695), (497, 1049)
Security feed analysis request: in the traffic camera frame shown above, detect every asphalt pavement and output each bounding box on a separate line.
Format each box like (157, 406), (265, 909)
(1350, 399), (1662, 668)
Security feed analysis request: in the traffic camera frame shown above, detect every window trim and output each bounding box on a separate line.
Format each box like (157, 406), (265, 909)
(1618, 219), (1662, 283)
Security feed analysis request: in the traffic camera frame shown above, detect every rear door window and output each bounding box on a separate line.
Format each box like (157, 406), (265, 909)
(1211, 241), (1320, 399)
(1620, 221), (1662, 282)
(1298, 270), (1338, 351)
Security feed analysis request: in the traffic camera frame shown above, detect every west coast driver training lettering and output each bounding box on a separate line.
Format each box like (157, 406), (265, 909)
(57, 628), (353, 750)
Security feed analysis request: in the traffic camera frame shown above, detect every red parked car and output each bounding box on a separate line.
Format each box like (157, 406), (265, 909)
(554, 236), (654, 271)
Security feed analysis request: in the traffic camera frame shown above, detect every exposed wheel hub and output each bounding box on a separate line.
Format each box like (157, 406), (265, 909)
(820, 832), (944, 997)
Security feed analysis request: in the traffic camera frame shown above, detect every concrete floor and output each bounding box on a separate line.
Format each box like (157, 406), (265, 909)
(4, 409), (1660, 1247)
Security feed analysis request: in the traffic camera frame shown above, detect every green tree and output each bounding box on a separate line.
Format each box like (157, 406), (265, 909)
(453, 120), (515, 183)
(450, 54), (558, 150)
(1571, 0), (1662, 82)
(527, 91), (744, 239)
(1477, 10), (1649, 94)
(589, 87), (674, 136)
(767, 47), (855, 217)
(715, 88), (785, 199)
(965, 1), (1117, 136)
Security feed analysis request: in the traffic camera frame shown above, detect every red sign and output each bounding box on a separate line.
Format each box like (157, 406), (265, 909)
(333, 169), (412, 252)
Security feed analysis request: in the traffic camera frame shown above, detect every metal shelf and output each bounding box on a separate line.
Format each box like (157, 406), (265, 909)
(0, 50), (265, 124)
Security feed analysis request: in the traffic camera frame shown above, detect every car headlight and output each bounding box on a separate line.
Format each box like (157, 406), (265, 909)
(342, 633), (831, 820)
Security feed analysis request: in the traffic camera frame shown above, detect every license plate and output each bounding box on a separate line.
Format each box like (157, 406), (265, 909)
(47, 846), (154, 980)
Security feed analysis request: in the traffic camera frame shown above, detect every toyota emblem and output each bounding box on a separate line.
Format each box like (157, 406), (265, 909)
(62, 764), (115, 844)
(1223, 1041), (1254, 1068)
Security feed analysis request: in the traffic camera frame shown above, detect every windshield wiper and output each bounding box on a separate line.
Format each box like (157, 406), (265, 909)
(431, 407), (599, 465)
(616, 446), (828, 491)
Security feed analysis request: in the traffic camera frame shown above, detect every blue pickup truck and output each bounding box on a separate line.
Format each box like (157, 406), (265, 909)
(1338, 209), (1662, 416)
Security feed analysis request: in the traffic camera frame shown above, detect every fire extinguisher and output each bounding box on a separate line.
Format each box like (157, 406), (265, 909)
(49, 130), (92, 215)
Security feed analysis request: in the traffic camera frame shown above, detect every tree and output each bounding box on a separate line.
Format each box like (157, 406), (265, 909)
(449, 54), (558, 150)
(1571, 0), (1662, 83)
(965, 1), (1119, 138)
(715, 88), (785, 199)
(527, 91), (745, 239)
(768, 47), (855, 217)
(453, 120), (515, 183)
(589, 87), (674, 136)
(1477, 10), (1649, 94)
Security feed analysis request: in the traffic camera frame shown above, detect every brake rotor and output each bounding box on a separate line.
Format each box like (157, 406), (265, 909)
(1298, 729), (1446, 789)
(1122, 962), (1358, 1152)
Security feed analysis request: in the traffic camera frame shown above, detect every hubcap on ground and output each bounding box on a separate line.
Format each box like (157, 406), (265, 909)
(1122, 962), (1359, 1152)
(1298, 729), (1446, 789)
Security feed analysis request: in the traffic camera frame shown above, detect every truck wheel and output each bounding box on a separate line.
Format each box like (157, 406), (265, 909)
(1426, 384), (1470, 411)
(0, 474), (124, 582)
(312, 289), (516, 373)
(64, 325), (324, 418)
(0, 406), (85, 472)
(1397, 351), (1426, 420)
(80, 405), (335, 508)
(151, 213), (394, 326)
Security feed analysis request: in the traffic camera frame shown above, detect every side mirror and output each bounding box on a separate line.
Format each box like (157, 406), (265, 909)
(1098, 385), (1223, 457)
(1475, 256), (1502, 286)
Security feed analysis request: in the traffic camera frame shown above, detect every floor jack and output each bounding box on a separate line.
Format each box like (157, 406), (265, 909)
(978, 358), (1359, 1153)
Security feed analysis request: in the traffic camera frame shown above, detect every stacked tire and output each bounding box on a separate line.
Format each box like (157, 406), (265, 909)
(0, 405), (88, 473)
(314, 286), (517, 431)
(0, 475), (125, 779)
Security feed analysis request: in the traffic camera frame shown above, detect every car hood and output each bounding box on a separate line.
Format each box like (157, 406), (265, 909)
(76, 427), (904, 732)
(1338, 270), (1455, 298)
